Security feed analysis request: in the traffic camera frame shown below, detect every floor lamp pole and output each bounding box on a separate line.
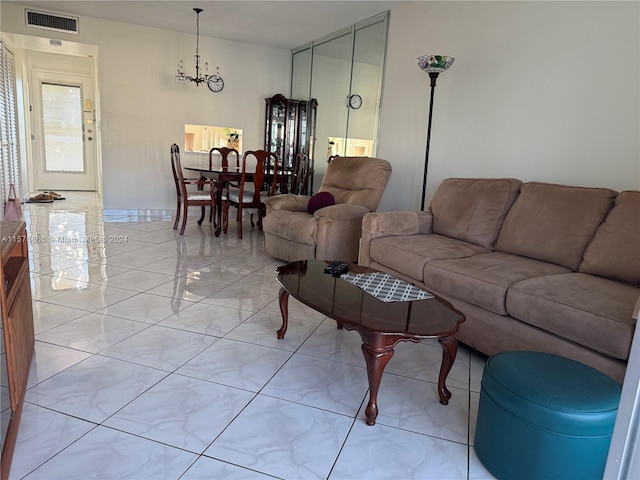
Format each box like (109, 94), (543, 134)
(421, 72), (439, 211)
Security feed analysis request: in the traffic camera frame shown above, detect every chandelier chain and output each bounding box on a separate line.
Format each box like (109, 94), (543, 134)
(176, 7), (221, 88)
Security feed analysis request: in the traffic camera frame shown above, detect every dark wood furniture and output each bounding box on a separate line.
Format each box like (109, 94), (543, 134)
(264, 94), (317, 194)
(1, 221), (35, 480)
(170, 144), (214, 235)
(186, 165), (290, 237)
(209, 147), (240, 173)
(207, 147), (240, 224)
(290, 152), (310, 195)
(275, 260), (465, 426)
(223, 150), (278, 239)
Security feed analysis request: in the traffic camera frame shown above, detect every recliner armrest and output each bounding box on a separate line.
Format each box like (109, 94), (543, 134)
(264, 194), (310, 213)
(314, 203), (370, 221)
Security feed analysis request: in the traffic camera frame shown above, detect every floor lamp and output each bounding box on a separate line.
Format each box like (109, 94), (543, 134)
(417, 55), (455, 210)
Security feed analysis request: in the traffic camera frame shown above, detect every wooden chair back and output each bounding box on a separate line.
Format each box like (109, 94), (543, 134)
(209, 147), (240, 170)
(291, 152), (309, 195)
(171, 143), (186, 199)
(238, 150), (279, 207)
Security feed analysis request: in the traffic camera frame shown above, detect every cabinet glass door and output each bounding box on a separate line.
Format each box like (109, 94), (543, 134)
(266, 97), (286, 162)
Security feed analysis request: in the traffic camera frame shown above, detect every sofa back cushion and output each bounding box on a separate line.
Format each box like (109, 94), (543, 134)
(429, 178), (522, 249)
(579, 191), (640, 285)
(318, 156), (392, 212)
(495, 182), (617, 270)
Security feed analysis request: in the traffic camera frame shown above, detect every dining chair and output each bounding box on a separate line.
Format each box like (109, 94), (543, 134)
(290, 152), (310, 195)
(208, 147), (240, 224)
(171, 143), (214, 235)
(223, 149), (278, 239)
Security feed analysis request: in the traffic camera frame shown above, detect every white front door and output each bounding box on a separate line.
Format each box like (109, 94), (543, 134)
(31, 70), (97, 191)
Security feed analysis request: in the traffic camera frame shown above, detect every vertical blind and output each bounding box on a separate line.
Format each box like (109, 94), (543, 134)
(1, 39), (21, 211)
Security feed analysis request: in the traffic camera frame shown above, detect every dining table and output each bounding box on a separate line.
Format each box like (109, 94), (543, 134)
(185, 165), (292, 237)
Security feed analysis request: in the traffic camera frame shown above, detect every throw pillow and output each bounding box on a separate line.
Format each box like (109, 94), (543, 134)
(307, 191), (335, 214)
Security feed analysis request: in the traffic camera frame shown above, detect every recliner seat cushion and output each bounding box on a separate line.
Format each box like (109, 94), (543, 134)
(424, 252), (570, 315)
(579, 191), (640, 286)
(506, 273), (639, 360)
(429, 178), (522, 249)
(263, 210), (317, 245)
(496, 182), (617, 270)
(369, 234), (489, 282)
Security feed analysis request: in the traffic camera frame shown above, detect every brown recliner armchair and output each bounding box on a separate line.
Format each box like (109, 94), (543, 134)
(263, 156), (392, 262)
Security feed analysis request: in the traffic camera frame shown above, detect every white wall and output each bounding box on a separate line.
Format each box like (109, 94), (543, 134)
(2, 2), (638, 212)
(1, 2), (291, 209)
(377, 1), (640, 211)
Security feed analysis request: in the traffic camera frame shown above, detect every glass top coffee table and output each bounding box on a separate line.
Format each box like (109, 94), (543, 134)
(276, 260), (466, 426)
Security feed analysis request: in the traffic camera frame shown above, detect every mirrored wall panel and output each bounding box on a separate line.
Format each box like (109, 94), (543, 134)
(291, 12), (388, 192)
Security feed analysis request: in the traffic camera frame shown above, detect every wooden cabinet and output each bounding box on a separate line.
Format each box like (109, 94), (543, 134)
(1, 221), (34, 480)
(264, 94), (317, 194)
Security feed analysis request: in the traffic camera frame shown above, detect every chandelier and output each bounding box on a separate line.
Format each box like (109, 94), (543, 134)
(176, 8), (224, 92)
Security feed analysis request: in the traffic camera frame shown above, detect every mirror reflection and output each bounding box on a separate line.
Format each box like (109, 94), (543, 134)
(291, 12), (388, 189)
(291, 47), (311, 99)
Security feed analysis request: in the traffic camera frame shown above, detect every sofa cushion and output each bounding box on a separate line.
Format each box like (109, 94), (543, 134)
(506, 273), (639, 360)
(429, 178), (522, 249)
(262, 210), (317, 245)
(424, 252), (570, 315)
(369, 234), (489, 283)
(579, 191), (640, 286)
(495, 182), (617, 270)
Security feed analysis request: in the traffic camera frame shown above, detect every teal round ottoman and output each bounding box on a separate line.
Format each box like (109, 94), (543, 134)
(474, 351), (621, 480)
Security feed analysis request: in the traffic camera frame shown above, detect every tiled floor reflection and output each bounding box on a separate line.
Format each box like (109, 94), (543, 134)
(3, 192), (495, 479)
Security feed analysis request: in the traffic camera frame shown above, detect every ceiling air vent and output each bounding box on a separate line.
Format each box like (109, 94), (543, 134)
(25, 9), (79, 34)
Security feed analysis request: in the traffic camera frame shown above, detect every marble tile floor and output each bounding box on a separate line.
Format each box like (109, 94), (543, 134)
(1, 192), (496, 479)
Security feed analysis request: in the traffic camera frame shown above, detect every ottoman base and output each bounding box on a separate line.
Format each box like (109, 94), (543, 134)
(475, 387), (614, 480)
(474, 351), (621, 480)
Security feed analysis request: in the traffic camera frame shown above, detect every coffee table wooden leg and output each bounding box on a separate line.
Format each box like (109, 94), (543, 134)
(437, 335), (458, 405)
(277, 287), (289, 339)
(361, 342), (394, 426)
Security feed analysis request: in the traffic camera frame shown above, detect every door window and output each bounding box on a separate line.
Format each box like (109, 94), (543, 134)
(41, 82), (84, 172)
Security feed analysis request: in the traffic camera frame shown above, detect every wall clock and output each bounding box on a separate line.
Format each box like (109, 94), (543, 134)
(348, 94), (362, 109)
(207, 75), (224, 93)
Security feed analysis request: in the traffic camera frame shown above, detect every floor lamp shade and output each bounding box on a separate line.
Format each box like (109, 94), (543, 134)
(417, 55), (455, 210)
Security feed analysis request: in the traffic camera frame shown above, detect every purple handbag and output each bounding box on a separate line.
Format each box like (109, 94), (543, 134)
(4, 184), (23, 220)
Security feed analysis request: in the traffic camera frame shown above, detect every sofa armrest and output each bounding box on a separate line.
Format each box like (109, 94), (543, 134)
(359, 211), (433, 266)
(315, 203), (370, 221)
(264, 194), (310, 214)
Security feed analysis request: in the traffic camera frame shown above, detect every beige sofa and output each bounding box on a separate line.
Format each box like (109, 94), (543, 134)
(359, 178), (639, 383)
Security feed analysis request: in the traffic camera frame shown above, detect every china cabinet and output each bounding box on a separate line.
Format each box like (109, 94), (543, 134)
(1, 221), (34, 480)
(264, 94), (317, 194)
